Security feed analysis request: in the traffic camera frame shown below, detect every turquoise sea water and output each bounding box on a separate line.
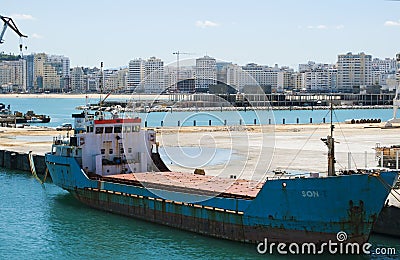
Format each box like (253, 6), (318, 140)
(0, 97), (393, 128)
(0, 97), (399, 259)
(0, 169), (399, 259)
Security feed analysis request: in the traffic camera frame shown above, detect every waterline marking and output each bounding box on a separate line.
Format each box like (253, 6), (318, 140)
(256, 231), (397, 255)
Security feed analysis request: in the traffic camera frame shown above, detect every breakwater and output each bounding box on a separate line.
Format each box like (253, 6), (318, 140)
(0, 150), (47, 174)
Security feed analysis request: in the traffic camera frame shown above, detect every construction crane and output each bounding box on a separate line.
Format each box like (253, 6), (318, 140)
(172, 51), (194, 91)
(0, 15), (27, 44)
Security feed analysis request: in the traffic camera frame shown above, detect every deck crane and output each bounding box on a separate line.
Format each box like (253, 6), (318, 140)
(0, 15), (28, 44)
(172, 51), (194, 91)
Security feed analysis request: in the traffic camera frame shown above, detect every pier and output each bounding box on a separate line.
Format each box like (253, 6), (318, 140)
(0, 149), (47, 174)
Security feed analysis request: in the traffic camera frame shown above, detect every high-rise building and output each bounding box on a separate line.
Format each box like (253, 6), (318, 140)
(48, 55), (70, 77)
(195, 55), (216, 92)
(143, 57), (165, 93)
(103, 69), (119, 92)
(71, 67), (85, 92)
(117, 68), (128, 92)
(303, 69), (330, 92)
(43, 63), (60, 91)
(25, 54), (34, 91)
(277, 70), (294, 92)
(47, 55), (70, 91)
(32, 53), (70, 92)
(337, 52), (372, 92)
(128, 59), (144, 92)
(0, 59), (27, 92)
(34, 53), (46, 90)
(371, 58), (397, 87)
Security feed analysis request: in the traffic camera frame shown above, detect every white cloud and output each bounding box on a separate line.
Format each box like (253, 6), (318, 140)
(307, 25), (327, 30)
(195, 20), (219, 28)
(10, 14), (35, 20)
(31, 33), (43, 39)
(305, 24), (344, 30)
(384, 20), (400, 27)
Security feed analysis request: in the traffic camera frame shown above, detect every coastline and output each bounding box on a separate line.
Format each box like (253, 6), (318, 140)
(0, 93), (392, 111)
(0, 93), (147, 100)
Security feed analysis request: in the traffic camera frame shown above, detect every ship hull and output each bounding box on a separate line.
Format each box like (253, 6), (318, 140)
(70, 187), (367, 244)
(46, 154), (397, 244)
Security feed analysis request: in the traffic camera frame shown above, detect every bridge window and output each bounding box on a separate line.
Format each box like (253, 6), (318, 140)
(95, 127), (104, 134)
(101, 149), (105, 154)
(114, 126), (122, 133)
(105, 127), (113, 133)
(109, 149), (113, 155)
(133, 125), (140, 132)
(124, 126), (131, 133)
(120, 147), (124, 154)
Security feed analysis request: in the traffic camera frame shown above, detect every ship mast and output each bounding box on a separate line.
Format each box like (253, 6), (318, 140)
(322, 94), (335, 176)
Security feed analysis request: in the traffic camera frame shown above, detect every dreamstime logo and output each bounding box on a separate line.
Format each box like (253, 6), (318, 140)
(257, 231), (397, 255)
(336, 231), (347, 242)
(121, 57), (276, 203)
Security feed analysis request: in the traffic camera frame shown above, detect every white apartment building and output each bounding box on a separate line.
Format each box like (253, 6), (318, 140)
(128, 57), (164, 93)
(103, 69), (117, 91)
(303, 69), (330, 91)
(195, 55), (217, 92)
(128, 59), (144, 92)
(299, 61), (332, 72)
(371, 58), (397, 74)
(226, 64), (248, 89)
(337, 52), (372, 92)
(71, 67), (85, 92)
(143, 57), (165, 93)
(371, 58), (397, 86)
(0, 59), (27, 92)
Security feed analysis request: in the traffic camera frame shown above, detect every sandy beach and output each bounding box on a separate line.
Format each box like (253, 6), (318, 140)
(0, 93), (169, 100)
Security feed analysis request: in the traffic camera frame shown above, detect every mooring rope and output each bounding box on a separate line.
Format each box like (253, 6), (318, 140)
(28, 151), (44, 185)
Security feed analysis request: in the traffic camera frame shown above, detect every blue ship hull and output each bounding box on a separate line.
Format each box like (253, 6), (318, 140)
(45, 153), (397, 244)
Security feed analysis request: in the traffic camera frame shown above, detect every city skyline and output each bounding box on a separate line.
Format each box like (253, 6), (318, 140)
(2, 0), (400, 68)
(1, 51), (398, 94)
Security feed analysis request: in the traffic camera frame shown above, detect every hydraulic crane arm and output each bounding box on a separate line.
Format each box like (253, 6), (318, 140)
(0, 15), (28, 44)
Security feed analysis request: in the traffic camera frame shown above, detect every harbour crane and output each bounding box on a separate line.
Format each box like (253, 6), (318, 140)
(172, 51), (194, 91)
(0, 15), (27, 44)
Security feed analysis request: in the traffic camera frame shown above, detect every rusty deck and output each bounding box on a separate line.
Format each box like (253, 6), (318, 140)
(100, 172), (263, 200)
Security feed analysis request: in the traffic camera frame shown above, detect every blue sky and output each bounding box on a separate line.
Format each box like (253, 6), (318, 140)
(1, 0), (400, 69)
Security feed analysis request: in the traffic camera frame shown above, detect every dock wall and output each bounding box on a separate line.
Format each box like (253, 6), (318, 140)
(373, 206), (400, 237)
(0, 149), (47, 174)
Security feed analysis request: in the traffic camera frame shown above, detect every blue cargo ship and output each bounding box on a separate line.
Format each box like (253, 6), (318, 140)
(45, 108), (398, 244)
